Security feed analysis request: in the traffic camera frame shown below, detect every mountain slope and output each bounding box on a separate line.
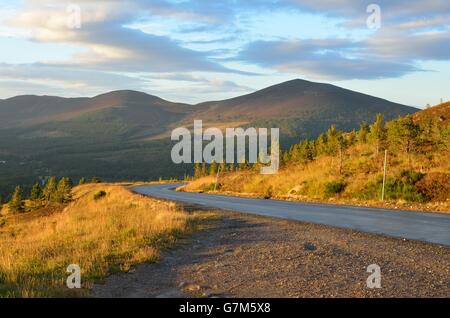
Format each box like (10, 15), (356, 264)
(0, 90), (193, 131)
(190, 79), (417, 140)
(0, 79), (420, 198)
(192, 79), (415, 122)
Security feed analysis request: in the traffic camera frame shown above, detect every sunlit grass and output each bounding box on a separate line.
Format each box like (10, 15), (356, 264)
(0, 184), (214, 297)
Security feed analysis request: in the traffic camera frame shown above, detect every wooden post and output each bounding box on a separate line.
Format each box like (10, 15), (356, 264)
(381, 150), (388, 201)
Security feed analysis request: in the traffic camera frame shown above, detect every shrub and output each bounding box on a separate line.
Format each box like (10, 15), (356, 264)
(384, 179), (425, 202)
(358, 172), (426, 202)
(94, 190), (107, 200)
(201, 183), (220, 192)
(91, 177), (102, 184)
(263, 186), (273, 199)
(415, 173), (450, 202)
(324, 181), (346, 197)
(399, 170), (425, 185)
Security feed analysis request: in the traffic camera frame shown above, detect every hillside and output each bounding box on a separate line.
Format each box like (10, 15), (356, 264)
(0, 183), (213, 297)
(194, 79), (413, 121)
(185, 103), (450, 212)
(192, 79), (417, 139)
(0, 79), (418, 199)
(414, 101), (450, 125)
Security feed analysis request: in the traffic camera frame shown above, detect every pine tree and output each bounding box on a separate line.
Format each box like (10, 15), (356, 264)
(387, 115), (421, 167)
(54, 177), (73, 203)
(43, 177), (57, 202)
(91, 177), (101, 183)
(368, 114), (386, 155)
(209, 160), (218, 175)
(193, 162), (202, 179)
(420, 116), (441, 152)
(347, 130), (357, 146)
(9, 185), (24, 213)
(325, 125), (341, 156)
(315, 133), (328, 156)
(358, 122), (370, 143)
(30, 183), (43, 201)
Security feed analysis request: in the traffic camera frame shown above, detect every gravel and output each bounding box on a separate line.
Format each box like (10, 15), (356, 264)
(93, 209), (450, 298)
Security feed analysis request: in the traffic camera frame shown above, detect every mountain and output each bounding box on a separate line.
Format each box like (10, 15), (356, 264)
(192, 79), (416, 139)
(0, 79), (419, 198)
(194, 79), (413, 121)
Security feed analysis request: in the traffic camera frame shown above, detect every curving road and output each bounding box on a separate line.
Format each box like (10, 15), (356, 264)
(133, 184), (450, 247)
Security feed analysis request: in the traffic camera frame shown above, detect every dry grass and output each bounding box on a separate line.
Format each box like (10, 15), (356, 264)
(0, 183), (214, 297)
(186, 141), (450, 212)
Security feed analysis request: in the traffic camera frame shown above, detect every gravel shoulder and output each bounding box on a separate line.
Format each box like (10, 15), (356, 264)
(93, 207), (450, 298)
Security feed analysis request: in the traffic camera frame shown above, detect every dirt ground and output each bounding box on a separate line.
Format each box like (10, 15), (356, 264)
(92, 208), (450, 298)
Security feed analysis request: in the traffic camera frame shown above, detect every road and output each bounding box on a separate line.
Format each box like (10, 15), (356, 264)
(133, 184), (450, 247)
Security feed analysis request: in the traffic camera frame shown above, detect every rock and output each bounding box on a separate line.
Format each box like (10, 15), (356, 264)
(304, 242), (317, 251)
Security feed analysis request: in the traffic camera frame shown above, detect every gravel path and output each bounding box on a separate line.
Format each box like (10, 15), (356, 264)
(93, 209), (450, 298)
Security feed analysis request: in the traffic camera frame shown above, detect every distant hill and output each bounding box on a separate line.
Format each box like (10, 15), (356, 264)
(192, 79), (417, 139)
(0, 79), (419, 198)
(194, 79), (414, 121)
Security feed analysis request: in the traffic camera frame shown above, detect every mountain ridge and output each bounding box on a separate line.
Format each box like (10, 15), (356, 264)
(0, 79), (420, 196)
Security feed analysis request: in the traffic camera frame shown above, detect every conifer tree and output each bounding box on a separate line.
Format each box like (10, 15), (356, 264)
(368, 114), (386, 155)
(30, 183), (43, 201)
(9, 185), (24, 212)
(91, 177), (101, 183)
(53, 177), (73, 203)
(43, 177), (57, 202)
(194, 162), (202, 179)
(358, 122), (370, 143)
(387, 115), (421, 167)
(209, 160), (218, 175)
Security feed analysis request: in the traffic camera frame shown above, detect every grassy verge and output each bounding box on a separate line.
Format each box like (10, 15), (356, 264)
(183, 149), (449, 213)
(0, 183), (215, 297)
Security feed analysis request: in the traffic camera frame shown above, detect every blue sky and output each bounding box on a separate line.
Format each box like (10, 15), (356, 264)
(0, 0), (449, 107)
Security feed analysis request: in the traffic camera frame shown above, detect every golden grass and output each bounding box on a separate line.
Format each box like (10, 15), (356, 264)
(182, 176), (216, 192)
(0, 184), (214, 297)
(186, 141), (450, 212)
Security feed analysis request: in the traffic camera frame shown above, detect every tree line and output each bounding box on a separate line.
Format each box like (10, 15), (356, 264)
(191, 113), (449, 182)
(281, 113), (448, 171)
(4, 176), (102, 213)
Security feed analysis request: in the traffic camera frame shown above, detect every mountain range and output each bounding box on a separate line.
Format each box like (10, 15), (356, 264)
(0, 79), (418, 197)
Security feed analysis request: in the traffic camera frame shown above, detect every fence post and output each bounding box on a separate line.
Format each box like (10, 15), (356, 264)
(381, 150), (388, 201)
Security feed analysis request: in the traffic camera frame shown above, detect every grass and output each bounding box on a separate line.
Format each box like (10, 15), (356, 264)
(0, 183), (215, 297)
(185, 140), (450, 212)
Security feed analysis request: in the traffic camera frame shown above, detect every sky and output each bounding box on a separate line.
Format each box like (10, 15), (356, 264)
(0, 0), (449, 107)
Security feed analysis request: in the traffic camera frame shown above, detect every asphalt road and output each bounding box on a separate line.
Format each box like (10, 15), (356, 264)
(133, 184), (450, 247)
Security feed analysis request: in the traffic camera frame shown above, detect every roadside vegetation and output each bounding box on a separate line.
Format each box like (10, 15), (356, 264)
(0, 183), (214, 297)
(185, 102), (450, 212)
